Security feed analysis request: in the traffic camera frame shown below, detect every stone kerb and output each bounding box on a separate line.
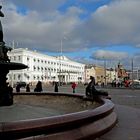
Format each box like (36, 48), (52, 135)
(0, 92), (117, 140)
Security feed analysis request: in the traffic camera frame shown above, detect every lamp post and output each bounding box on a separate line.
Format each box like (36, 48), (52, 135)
(60, 39), (63, 56)
(131, 58), (134, 88)
(59, 36), (67, 85)
(103, 58), (107, 86)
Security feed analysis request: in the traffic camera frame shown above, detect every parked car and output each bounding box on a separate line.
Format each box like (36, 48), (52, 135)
(132, 80), (140, 88)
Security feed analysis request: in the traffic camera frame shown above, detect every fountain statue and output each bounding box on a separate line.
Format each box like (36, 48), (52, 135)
(0, 5), (27, 106)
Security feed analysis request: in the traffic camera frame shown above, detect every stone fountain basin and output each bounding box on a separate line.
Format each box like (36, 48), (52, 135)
(0, 92), (117, 140)
(15, 94), (100, 115)
(0, 93), (100, 122)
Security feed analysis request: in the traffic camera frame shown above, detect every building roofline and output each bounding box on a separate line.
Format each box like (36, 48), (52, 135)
(9, 48), (85, 66)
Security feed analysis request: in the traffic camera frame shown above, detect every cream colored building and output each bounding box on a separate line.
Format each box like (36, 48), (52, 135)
(106, 68), (117, 83)
(85, 65), (117, 85)
(94, 65), (105, 84)
(85, 65), (96, 83)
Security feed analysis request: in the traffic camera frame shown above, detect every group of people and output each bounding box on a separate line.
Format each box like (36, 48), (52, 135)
(15, 76), (109, 100)
(16, 83), (31, 92)
(16, 81), (43, 93)
(15, 81), (77, 93)
(53, 82), (76, 93)
(52, 81), (77, 93)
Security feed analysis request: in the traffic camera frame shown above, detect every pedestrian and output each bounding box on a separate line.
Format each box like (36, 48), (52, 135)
(8, 85), (13, 93)
(72, 82), (76, 93)
(26, 84), (30, 92)
(8, 85), (13, 105)
(16, 84), (20, 92)
(34, 81), (43, 92)
(54, 82), (59, 92)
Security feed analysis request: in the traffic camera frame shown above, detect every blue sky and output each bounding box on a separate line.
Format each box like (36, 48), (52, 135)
(59, 0), (112, 15)
(1, 0), (140, 69)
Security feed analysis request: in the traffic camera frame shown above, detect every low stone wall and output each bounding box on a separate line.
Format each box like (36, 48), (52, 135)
(0, 92), (117, 140)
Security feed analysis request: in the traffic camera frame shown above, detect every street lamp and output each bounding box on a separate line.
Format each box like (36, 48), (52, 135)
(103, 57), (107, 86)
(59, 36), (67, 85)
(131, 58), (134, 80)
(60, 36), (67, 55)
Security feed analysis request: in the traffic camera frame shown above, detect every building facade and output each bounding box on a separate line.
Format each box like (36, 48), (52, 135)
(85, 65), (96, 83)
(7, 48), (85, 86)
(117, 62), (128, 79)
(127, 69), (140, 80)
(85, 65), (117, 85)
(106, 68), (117, 83)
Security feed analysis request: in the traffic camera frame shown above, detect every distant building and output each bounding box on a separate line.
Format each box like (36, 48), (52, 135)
(127, 69), (140, 80)
(85, 65), (96, 83)
(117, 62), (128, 80)
(7, 48), (85, 86)
(106, 68), (117, 83)
(85, 64), (117, 85)
(94, 65), (105, 84)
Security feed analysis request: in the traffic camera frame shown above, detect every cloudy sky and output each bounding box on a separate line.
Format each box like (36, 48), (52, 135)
(1, 0), (140, 69)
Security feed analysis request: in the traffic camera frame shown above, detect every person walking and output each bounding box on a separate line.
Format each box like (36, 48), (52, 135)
(26, 84), (30, 92)
(16, 84), (20, 92)
(54, 82), (59, 92)
(71, 82), (76, 93)
(34, 81), (43, 92)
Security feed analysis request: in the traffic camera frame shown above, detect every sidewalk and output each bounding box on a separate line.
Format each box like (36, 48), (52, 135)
(99, 105), (140, 140)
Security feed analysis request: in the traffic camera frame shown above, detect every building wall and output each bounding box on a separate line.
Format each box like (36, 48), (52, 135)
(94, 66), (105, 84)
(7, 48), (85, 86)
(117, 63), (128, 79)
(127, 70), (140, 80)
(85, 65), (118, 85)
(106, 69), (117, 83)
(85, 67), (96, 83)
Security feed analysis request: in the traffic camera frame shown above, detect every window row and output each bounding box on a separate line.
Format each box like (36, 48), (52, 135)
(9, 56), (84, 70)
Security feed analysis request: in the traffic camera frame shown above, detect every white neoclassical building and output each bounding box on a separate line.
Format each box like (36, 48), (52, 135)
(7, 48), (85, 86)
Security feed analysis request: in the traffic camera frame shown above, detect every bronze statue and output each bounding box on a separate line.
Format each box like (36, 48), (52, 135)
(0, 5), (27, 106)
(0, 6), (11, 62)
(0, 5), (4, 44)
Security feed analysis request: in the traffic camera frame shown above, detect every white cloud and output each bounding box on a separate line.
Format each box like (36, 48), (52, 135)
(91, 50), (128, 60)
(82, 0), (140, 46)
(2, 1), (83, 52)
(1, 0), (140, 53)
